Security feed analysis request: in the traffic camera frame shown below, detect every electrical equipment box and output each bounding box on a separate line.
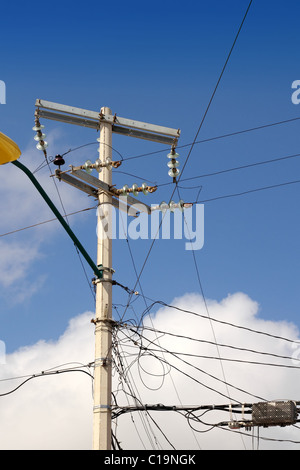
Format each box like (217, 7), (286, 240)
(252, 401), (298, 427)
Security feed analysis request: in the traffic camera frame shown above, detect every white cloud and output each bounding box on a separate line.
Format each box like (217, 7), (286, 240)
(0, 311), (94, 450)
(0, 240), (42, 287)
(0, 131), (88, 233)
(0, 131), (94, 301)
(0, 238), (47, 303)
(0, 292), (299, 450)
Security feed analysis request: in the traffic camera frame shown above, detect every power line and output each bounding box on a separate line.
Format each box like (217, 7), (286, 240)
(112, 329), (167, 449)
(118, 0), (254, 326)
(122, 116), (300, 162)
(195, 178), (300, 204)
(122, 294), (300, 346)
(35, 114), (300, 171)
(118, 326), (265, 403)
(157, 152), (300, 188)
(137, 324), (300, 364)
(0, 363), (94, 398)
(176, 0), (253, 186)
(2, 173), (298, 243)
(0, 206), (96, 238)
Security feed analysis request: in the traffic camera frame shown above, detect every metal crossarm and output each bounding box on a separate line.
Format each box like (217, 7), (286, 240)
(35, 99), (180, 146)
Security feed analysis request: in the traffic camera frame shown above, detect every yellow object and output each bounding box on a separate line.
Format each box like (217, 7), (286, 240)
(0, 132), (21, 165)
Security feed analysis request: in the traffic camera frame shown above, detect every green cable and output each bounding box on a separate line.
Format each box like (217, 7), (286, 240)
(12, 159), (102, 279)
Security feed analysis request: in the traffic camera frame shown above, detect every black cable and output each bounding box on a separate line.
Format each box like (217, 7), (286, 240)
(0, 206), (97, 239)
(196, 179), (300, 204)
(137, 324), (300, 364)
(43, 156), (96, 301)
(139, 346), (300, 371)
(176, 0), (253, 187)
(112, 328), (163, 449)
(123, 326), (266, 403)
(119, 0), (253, 323)
(122, 117), (300, 162)
(61, 141), (124, 161)
(134, 297), (300, 345)
(157, 152), (300, 188)
(0, 367), (94, 398)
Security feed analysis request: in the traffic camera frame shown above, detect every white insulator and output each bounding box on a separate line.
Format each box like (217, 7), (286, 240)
(94, 159), (102, 173)
(132, 183), (139, 196)
(84, 159), (93, 174)
(169, 200), (176, 212)
(105, 157), (112, 170)
(168, 168), (180, 178)
(167, 159), (179, 169)
(141, 183), (149, 195)
(167, 151), (179, 159)
(178, 200), (185, 212)
(34, 133), (46, 141)
(32, 125), (45, 131)
(159, 201), (169, 213)
(121, 184), (129, 195)
(36, 141), (48, 151)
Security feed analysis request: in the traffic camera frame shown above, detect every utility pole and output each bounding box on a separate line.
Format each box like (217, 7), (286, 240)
(33, 99), (181, 450)
(5, 120), (300, 448)
(93, 108), (113, 450)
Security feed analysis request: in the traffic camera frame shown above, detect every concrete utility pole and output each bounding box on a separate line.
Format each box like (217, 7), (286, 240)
(93, 108), (113, 450)
(33, 99), (180, 450)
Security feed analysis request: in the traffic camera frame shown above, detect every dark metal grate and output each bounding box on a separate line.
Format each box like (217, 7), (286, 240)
(252, 401), (298, 426)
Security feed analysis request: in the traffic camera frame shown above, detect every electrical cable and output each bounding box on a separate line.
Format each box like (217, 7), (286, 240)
(122, 118), (300, 162)
(2, 174), (299, 242)
(111, 339), (149, 450)
(137, 324), (300, 364)
(112, 335), (166, 450)
(41, 152), (97, 301)
(112, 316), (300, 447)
(157, 152), (300, 188)
(0, 365), (94, 398)
(173, 0), (253, 188)
(136, 346), (300, 371)
(121, 325), (266, 403)
(39, 116), (300, 168)
(195, 179), (300, 204)
(112, 325), (162, 449)
(0, 206), (97, 239)
(117, 208), (203, 449)
(133, 297), (300, 345)
(32, 141), (124, 175)
(118, 0), (254, 326)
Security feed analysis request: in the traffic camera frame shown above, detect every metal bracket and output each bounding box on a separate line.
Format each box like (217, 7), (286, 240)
(54, 169), (151, 216)
(70, 168), (152, 215)
(98, 265), (115, 275)
(12, 160), (103, 281)
(93, 405), (111, 411)
(94, 357), (113, 367)
(90, 317), (118, 327)
(35, 99), (180, 146)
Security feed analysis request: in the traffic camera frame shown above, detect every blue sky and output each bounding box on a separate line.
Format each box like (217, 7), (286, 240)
(0, 0), (300, 450)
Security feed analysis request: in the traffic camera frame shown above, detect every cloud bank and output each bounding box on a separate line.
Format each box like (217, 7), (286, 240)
(0, 132), (92, 302)
(0, 292), (299, 450)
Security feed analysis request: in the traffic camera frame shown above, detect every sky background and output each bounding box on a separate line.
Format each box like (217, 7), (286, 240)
(0, 0), (300, 450)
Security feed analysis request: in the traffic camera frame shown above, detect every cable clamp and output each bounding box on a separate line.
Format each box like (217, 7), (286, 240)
(94, 357), (113, 367)
(98, 265), (115, 274)
(92, 265), (115, 285)
(90, 318), (118, 327)
(93, 404), (111, 411)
